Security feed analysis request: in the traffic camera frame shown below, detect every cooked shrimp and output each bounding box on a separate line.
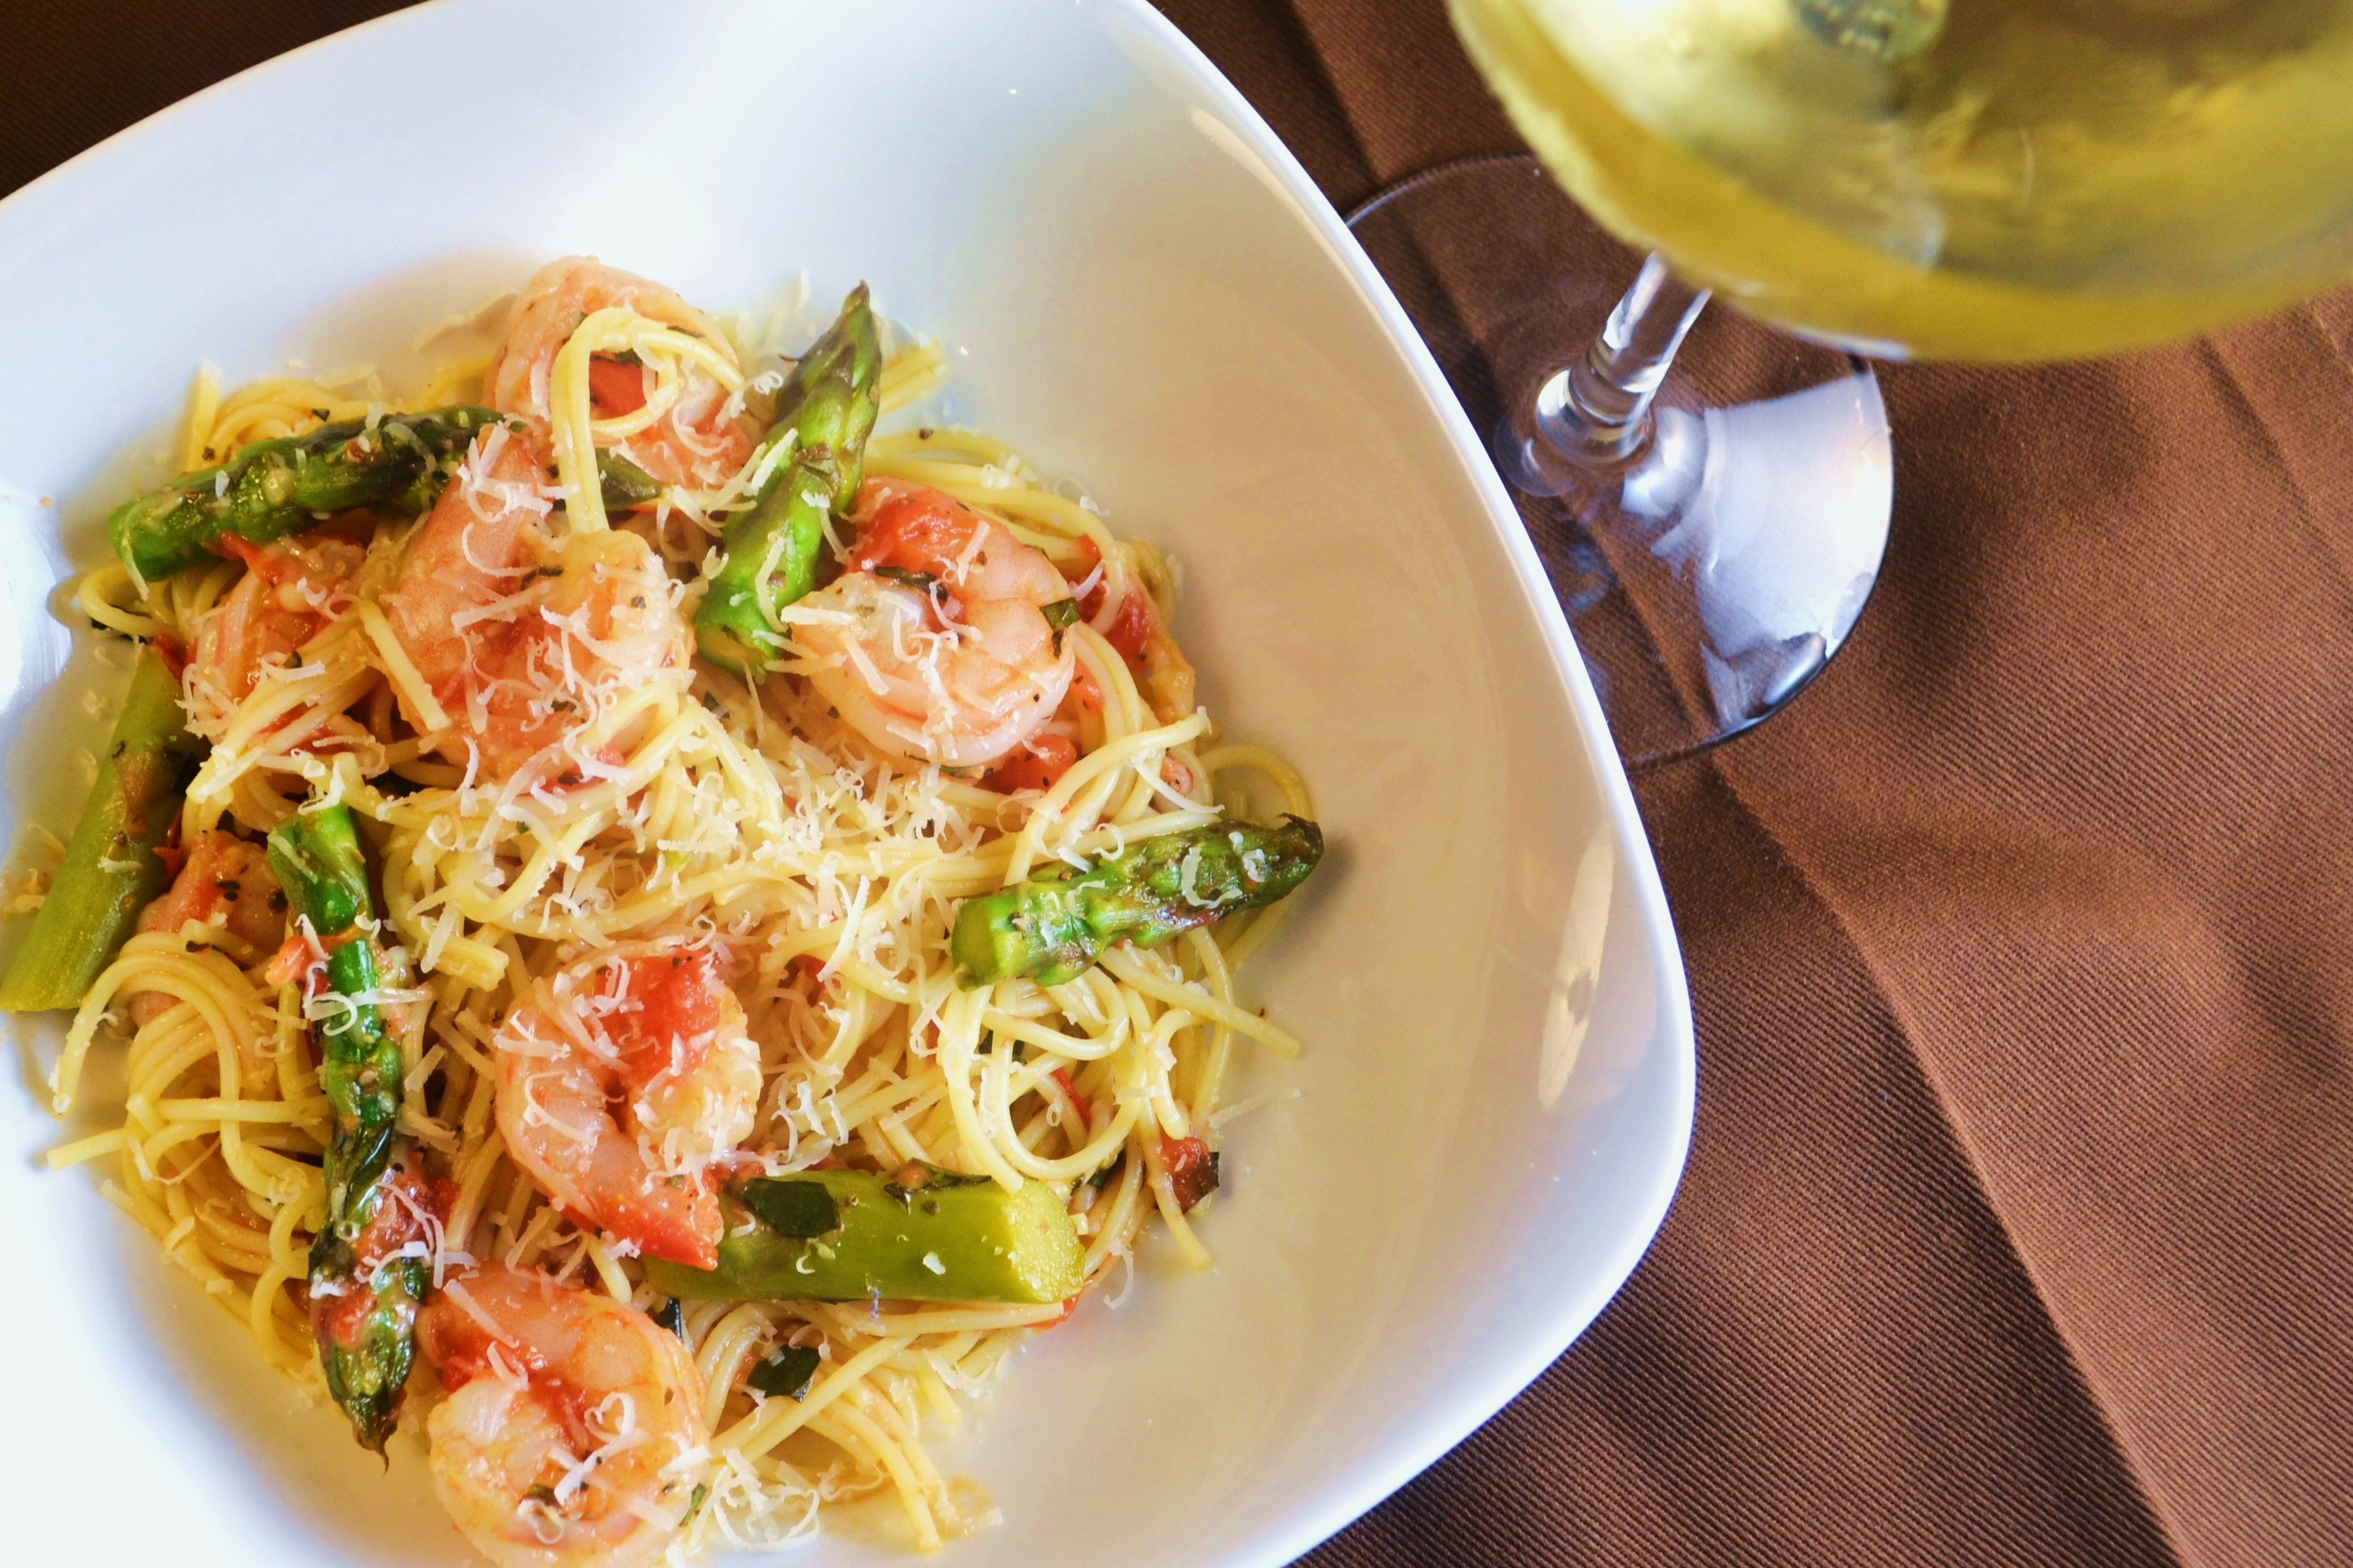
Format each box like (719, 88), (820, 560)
(382, 425), (691, 783)
(485, 256), (752, 492)
(418, 1264), (709, 1568)
(135, 830), (284, 959)
(495, 944), (759, 1270)
(128, 829), (286, 1029)
(185, 534), (363, 737)
(793, 480), (1077, 767)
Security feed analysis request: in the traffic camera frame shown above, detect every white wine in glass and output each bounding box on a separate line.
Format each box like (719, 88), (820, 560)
(1454, 0), (2353, 359)
(1348, 0), (2353, 764)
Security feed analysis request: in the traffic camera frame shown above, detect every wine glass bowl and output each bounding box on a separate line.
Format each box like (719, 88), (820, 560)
(1452, 0), (2353, 361)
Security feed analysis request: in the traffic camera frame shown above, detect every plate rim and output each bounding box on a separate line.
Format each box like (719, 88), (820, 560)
(1104, 5), (1694, 1561)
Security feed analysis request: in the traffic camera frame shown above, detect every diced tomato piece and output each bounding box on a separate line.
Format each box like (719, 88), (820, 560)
(981, 732), (1077, 795)
(1104, 589), (1155, 662)
(587, 355), (649, 416)
(1160, 1134), (1219, 1213)
(1074, 567), (1156, 664)
(847, 481), (987, 577)
(614, 949), (725, 1090)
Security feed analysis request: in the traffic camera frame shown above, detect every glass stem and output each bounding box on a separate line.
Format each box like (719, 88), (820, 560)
(1533, 253), (1710, 466)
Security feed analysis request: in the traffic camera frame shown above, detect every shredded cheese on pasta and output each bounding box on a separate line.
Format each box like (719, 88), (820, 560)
(38, 303), (1313, 1559)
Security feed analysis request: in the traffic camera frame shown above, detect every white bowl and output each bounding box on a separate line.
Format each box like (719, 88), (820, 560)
(0, 1), (1693, 1563)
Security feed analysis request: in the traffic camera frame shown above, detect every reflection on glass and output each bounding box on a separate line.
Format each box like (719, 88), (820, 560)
(1621, 372), (1892, 728)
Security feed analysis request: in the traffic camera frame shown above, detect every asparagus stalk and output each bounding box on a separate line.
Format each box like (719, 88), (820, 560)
(0, 647), (201, 1012)
(695, 285), (882, 674)
(773, 284), (882, 502)
(644, 1164), (1085, 1306)
(954, 816), (1323, 987)
(110, 406), (511, 582)
(265, 804), (422, 1454)
(694, 450), (841, 674)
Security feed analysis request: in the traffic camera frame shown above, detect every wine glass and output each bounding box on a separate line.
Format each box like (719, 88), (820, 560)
(1350, 0), (2353, 767)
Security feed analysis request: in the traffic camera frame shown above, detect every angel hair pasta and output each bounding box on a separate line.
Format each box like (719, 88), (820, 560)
(0, 257), (1321, 1565)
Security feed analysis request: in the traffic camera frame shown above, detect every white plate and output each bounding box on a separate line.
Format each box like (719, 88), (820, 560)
(0, 2), (1693, 1563)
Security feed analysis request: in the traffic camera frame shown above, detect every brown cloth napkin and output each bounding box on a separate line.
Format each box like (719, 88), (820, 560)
(9, 6), (2348, 1566)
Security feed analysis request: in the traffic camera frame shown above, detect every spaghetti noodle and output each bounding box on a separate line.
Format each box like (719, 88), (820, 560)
(25, 258), (1316, 1563)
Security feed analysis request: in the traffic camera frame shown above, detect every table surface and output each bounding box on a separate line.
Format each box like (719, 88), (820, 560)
(7, 4), (2348, 1565)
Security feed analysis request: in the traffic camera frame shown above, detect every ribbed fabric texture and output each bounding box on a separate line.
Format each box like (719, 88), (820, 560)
(7, 5), (2346, 1564)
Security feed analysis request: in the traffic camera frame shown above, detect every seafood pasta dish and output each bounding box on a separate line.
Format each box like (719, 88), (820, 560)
(0, 258), (1322, 1564)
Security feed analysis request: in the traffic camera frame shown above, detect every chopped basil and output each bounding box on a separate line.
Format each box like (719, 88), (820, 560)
(748, 1344), (822, 1401)
(1041, 597), (1082, 629)
(654, 1296), (686, 1339)
(598, 451), (663, 510)
(683, 1482), (710, 1525)
(875, 565), (938, 591)
(737, 1177), (841, 1237)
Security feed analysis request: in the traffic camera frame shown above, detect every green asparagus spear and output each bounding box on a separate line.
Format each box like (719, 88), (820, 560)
(954, 817), (1323, 988)
(775, 284), (883, 507)
(109, 406), (512, 582)
(694, 450), (840, 674)
(644, 1164), (1085, 1306)
(0, 647), (201, 1013)
(695, 285), (882, 674)
(265, 804), (422, 1454)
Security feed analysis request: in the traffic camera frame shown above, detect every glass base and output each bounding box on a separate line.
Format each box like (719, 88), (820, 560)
(1347, 155), (1893, 767)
